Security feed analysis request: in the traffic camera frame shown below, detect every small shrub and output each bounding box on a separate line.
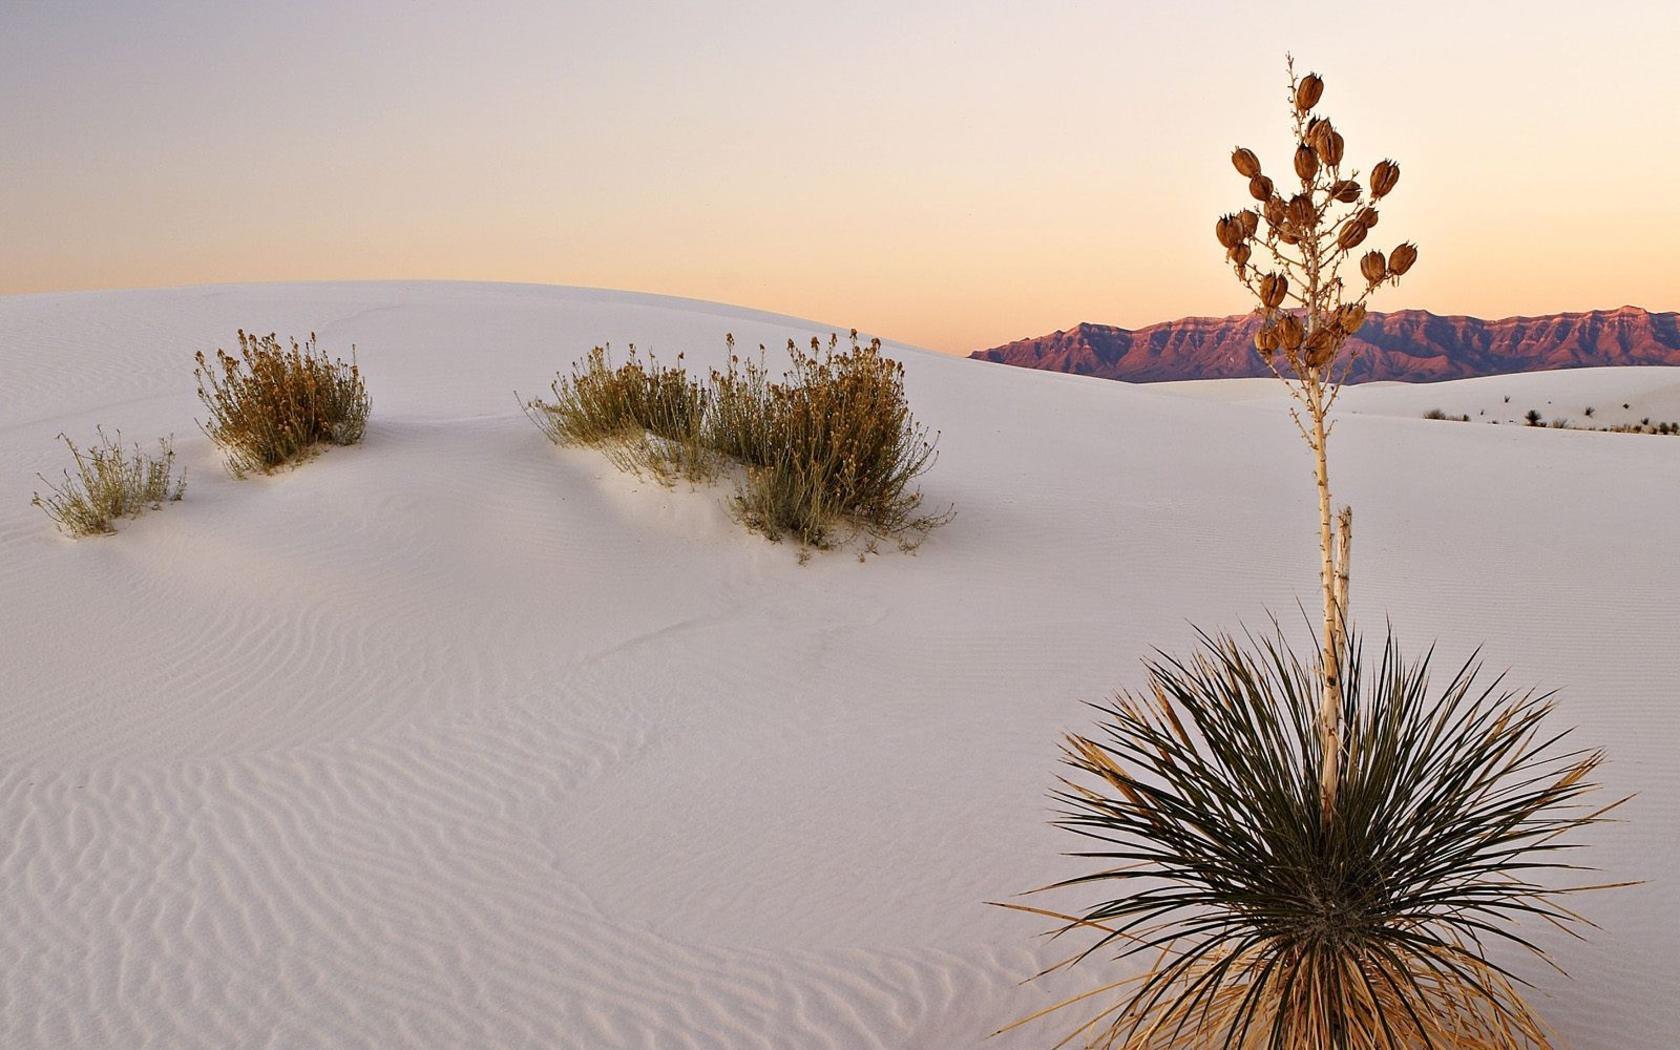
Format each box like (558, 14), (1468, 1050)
(1422, 407), (1447, 420)
(721, 333), (949, 549)
(195, 331), (369, 477)
(1000, 626), (1622, 1050)
(530, 332), (950, 555)
(1525, 409), (1543, 426)
(525, 345), (712, 483)
(1550, 417), (1568, 428)
(33, 428), (184, 537)
(1585, 406), (1595, 417)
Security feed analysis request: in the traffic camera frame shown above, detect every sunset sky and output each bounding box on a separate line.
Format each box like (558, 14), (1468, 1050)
(4, 1), (1678, 353)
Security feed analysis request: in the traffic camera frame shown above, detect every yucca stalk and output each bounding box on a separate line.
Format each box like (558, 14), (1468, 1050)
(1218, 57), (1419, 823)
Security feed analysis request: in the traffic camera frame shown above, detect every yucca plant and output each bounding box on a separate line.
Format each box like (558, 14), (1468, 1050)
(32, 427), (185, 537)
(195, 331), (370, 477)
(999, 626), (1624, 1049)
(1002, 59), (1623, 1048)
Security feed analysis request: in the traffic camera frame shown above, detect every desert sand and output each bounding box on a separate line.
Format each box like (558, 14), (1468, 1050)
(2, 282), (1675, 1048)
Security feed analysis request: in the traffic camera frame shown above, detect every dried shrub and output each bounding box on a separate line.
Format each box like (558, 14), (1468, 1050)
(32, 427), (184, 537)
(998, 626), (1624, 1050)
(195, 331), (369, 476)
(717, 333), (948, 549)
(524, 346), (712, 483)
(1422, 407), (1447, 420)
(528, 332), (949, 554)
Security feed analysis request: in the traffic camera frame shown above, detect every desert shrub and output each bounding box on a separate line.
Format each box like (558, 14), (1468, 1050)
(195, 331), (369, 476)
(525, 346), (712, 483)
(1585, 406), (1595, 417)
(720, 332), (948, 549)
(1422, 407), (1447, 420)
(705, 335), (778, 465)
(1000, 625), (1620, 1050)
(1549, 417), (1568, 428)
(32, 428), (184, 536)
(530, 331), (950, 554)
(1525, 409), (1543, 426)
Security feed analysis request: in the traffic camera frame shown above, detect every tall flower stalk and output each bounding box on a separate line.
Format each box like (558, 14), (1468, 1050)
(1217, 57), (1418, 823)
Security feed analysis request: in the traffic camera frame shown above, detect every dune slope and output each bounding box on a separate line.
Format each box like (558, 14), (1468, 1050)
(2, 282), (1676, 1048)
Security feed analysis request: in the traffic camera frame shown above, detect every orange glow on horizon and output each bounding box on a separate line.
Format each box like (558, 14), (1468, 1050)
(3, 2), (1678, 354)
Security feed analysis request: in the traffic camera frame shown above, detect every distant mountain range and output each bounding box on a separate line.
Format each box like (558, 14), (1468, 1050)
(969, 307), (1680, 383)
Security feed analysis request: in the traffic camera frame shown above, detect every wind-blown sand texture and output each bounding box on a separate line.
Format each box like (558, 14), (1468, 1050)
(3, 283), (1676, 1048)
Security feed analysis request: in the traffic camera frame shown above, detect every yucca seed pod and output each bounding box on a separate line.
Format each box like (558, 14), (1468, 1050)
(1263, 196), (1287, 227)
(1279, 228), (1300, 245)
(1389, 241), (1419, 276)
(1360, 250), (1387, 284)
(1254, 326), (1280, 355)
(1276, 313), (1304, 349)
(1307, 118), (1332, 151)
(1216, 214), (1242, 249)
(1229, 243), (1252, 267)
(1339, 303), (1368, 334)
(1237, 209), (1260, 238)
(1295, 73), (1324, 112)
(1248, 174), (1274, 201)
(1337, 217), (1368, 250)
(1371, 159), (1401, 198)
(1232, 147), (1262, 178)
(1331, 179), (1361, 203)
(1359, 206), (1379, 229)
(1286, 194), (1315, 228)
(1322, 131), (1345, 166)
(1306, 329), (1337, 368)
(1294, 145), (1319, 181)
(1259, 273), (1288, 308)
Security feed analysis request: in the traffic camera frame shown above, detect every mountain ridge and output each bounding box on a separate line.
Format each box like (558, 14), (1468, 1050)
(969, 306), (1680, 383)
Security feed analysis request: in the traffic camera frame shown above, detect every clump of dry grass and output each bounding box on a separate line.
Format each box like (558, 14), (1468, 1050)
(195, 331), (370, 476)
(998, 626), (1625, 1050)
(32, 427), (184, 537)
(527, 332), (949, 554)
(524, 345), (712, 483)
(714, 332), (948, 549)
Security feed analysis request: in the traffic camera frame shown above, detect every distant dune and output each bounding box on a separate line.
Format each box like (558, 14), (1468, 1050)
(971, 306), (1680, 383)
(2, 283), (1676, 1048)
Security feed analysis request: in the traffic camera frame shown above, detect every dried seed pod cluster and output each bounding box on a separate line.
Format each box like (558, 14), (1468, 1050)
(1216, 62), (1418, 382)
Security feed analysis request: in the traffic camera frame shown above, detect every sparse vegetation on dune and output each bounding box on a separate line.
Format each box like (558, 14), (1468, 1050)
(717, 333), (948, 549)
(33, 428), (184, 537)
(527, 331), (949, 554)
(524, 346), (713, 483)
(195, 331), (370, 477)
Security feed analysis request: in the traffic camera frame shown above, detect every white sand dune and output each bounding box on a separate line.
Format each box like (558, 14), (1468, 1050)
(2, 282), (1676, 1048)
